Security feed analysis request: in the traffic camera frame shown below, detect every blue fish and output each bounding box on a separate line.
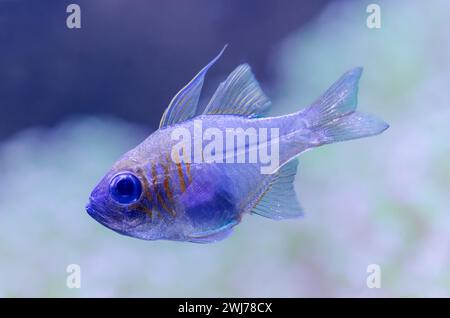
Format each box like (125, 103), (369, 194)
(86, 47), (388, 243)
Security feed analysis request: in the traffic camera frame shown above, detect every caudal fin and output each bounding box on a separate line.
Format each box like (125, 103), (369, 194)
(303, 67), (389, 146)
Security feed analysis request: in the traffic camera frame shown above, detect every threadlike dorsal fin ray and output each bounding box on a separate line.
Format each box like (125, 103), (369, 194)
(159, 46), (227, 128)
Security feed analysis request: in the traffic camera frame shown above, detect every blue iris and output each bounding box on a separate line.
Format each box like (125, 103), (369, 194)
(109, 173), (142, 204)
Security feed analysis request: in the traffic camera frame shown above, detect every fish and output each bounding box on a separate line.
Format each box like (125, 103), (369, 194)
(86, 46), (389, 243)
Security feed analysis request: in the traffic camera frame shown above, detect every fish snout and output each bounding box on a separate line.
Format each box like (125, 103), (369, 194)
(85, 198), (109, 223)
(85, 202), (96, 217)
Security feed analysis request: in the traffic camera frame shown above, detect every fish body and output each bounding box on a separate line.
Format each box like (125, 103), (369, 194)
(86, 47), (389, 243)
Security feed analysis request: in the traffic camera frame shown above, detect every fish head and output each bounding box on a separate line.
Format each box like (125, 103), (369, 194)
(86, 154), (165, 240)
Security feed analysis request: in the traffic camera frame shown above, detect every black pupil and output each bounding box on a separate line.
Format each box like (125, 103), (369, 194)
(116, 178), (135, 196)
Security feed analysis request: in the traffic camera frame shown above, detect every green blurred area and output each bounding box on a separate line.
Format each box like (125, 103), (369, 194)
(0, 0), (449, 297)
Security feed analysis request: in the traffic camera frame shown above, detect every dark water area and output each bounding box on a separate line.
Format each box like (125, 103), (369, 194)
(0, 0), (330, 140)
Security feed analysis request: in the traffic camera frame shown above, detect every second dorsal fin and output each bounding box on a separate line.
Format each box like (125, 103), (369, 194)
(203, 64), (271, 117)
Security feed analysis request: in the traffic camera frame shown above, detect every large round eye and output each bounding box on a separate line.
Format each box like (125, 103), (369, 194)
(109, 173), (142, 204)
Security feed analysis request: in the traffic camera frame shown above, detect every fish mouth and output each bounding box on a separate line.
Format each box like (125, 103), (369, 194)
(85, 203), (95, 217)
(85, 199), (150, 236)
(85, 201), (110, 225)
(85, 199), (102, 218)
(85, 200), (129, 234)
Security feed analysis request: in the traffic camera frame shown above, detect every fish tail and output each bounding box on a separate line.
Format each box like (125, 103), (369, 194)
(301, 67), (389, 147)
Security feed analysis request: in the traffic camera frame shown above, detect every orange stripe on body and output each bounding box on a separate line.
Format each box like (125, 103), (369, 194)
(176, 162), (186, 193)
(130, 167), (156, 218)
(148, 160), (175, 218)
(136, 167), (152, 201)
(173, 151), (186, 193)
(185, 162), (192, 183)
(150, 163), (157, 188)
(150, 163), (164, 219)
(162, 157), (174, 202)
(157, 192), (176, 217)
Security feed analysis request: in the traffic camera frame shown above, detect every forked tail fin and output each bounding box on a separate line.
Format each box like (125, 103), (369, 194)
(302, 67), (389, 146)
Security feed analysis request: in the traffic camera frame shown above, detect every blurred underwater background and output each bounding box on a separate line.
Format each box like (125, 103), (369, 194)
(0, 0), (449, 297)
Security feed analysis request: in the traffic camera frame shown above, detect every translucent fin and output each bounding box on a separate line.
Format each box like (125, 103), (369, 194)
(203, 64), (271, 117)
(159, 46), (227, 128)
(252, 159), (303, 220)
(315, 111), (389, 144)
(187, 224), (235, 244)
(300, 67), (389, 146)
(303, 67), (362, 127)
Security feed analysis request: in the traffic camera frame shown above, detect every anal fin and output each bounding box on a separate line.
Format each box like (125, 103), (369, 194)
(251, 159), (303, 220)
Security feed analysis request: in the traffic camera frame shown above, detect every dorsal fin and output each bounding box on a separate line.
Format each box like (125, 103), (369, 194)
(203, 64), (271, 117)
(252, 159), (303, 220)
(159, 46), (227, 128)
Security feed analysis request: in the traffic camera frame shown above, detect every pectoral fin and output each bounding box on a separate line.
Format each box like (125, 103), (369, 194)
(180, 168), (239, 243)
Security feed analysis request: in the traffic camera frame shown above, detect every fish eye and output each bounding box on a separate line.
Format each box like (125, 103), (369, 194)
(109, 173), (142, 205)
